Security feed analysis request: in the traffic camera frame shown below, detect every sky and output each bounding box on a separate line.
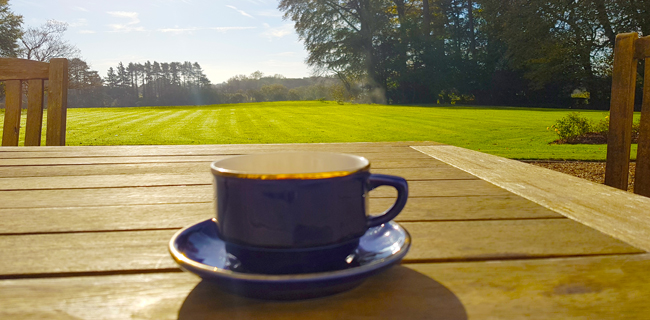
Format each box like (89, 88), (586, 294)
(10, 0), (312, 84)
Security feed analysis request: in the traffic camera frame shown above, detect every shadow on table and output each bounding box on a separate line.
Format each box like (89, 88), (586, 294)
(178, 266), (467, 320)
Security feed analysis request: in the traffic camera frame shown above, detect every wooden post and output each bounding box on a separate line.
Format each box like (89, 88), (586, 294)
(635, 60), (650, 196)
(1, 80), (22, 146)
(25, 79), (45, 146)
(605, 33), (638, 190)
(45, 58), (68, 146)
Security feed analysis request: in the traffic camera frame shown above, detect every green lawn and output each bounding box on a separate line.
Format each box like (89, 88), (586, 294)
(0, 101), (639, 160)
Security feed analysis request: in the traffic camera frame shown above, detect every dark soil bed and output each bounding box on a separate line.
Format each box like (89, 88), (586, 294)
(551, 132), (639, 145)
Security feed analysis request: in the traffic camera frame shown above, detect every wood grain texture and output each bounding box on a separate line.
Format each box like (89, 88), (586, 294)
(414, 145), (650, 252)
(0, 220), (641, 276)
(1, 80), (22, 146)
(45, 58), (68, 146)
(2, 254), (650, 319)
(370, 195), (561, 221)
(0, 58), (49, 81)
(0, 167), (477, 191)
(606, 32), (638, 190)
(0, 159), (451, 178)
(0, 180), (512, 209)
(0, 196), (561, 234)
(0, 153), (435, 170)
(409, 253), (650, 320)
(0, 149), (433, 160)
(635, 57), (650, 196)
(401, 219), (641, 262)
(0, 141), (443, 157)
(635, 35), (650, 59)
(24, 79), (44, 146)
(0, 173), (211, 190)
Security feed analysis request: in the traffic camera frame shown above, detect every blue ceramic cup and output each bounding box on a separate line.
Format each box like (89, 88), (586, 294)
(211, 152), (408, 273)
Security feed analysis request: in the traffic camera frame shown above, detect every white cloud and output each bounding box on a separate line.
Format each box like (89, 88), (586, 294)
(107, 11), (143, 32)
(72, 6), (88, 12)
(225, 5), (254, 19)
(157, 26), (256, 35)
(69, 18), (88, 28)
(158, 27), (199, 34)
(209, 26), (256, 32)
(107, 11), (140, 22)
(261, 23), (294, 40)
(256, 10), (283, 18)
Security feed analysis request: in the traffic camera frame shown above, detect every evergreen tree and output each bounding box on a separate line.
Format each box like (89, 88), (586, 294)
(106, 67), (118, 88)
(0, 0), (22, 57)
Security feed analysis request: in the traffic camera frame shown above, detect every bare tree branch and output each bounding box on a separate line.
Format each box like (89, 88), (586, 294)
(19, 20), (80, 61)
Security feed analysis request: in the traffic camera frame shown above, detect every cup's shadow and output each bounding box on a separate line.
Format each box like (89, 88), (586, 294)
(178, 266), (467, 320)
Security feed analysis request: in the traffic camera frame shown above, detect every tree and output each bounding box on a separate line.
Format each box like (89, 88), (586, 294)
(105, 67), (119, 88)
(478, 0), (625, 106)
(279, 0), (394, 103)
(68, 58), (104, 107)
(0, 0), (22, 57)
(261, 84), (289, 101)
(68, 58), (102, 89)
(18, 20), (79, 61)
(127, 62), (139, 98)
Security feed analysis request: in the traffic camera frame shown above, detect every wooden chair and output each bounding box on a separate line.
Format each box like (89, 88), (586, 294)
(605, 32), (650, 196)
(1, 57), (68, 146)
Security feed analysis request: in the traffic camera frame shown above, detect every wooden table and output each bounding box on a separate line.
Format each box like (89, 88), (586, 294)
(1, 141), (650, 319)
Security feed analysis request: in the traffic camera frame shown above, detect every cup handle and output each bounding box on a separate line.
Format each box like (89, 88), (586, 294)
(366, 174), (408, 227)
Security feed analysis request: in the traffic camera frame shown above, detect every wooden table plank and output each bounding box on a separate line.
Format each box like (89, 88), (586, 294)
(402, 219), (642, 262)
(0, 168), (478, 191)
(0, 153), (433, 166)
(0, 196), (562, 234)
(0, 148), (433, 165)
(408, 253), (650, 320)
(0, 180), (513, 209)
(0, 220), (641, 276)
(1, 254), (649, 319)
(0, 141), (443, 158)
(414, 145), (650, 252)
(0, 159), (452, 178)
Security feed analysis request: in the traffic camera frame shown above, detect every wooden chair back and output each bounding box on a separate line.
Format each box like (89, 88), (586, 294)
(1, 57), (68, 146)
(605, 32), (650, 196)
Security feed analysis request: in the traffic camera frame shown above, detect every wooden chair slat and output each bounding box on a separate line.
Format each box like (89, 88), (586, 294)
(0, 58), (49, 81)
(606, 33), (638, 190)
(635, 35), (650, 59)
(45, 58), (68, 146)
(635, 57), (650, 196)
(24, 79), (44, 146)
(1, 80), (22, 146)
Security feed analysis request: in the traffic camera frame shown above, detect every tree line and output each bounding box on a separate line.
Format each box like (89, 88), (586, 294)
(69, 61), (345, 107)
(279, 0), (649, 108)
(96, 61), (212, 107)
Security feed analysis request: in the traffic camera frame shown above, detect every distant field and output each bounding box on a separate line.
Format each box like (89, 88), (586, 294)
(0, 101), (638, 160)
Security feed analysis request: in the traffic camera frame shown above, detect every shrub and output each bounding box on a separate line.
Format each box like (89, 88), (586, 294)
(592, 115), (609, 134)
(549, 112), (593, 143)
(549, 113), (641, 144)
(592, 115), (641, 143)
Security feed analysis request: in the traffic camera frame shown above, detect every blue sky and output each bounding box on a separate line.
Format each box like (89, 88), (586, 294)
(10, 0), (311, 83)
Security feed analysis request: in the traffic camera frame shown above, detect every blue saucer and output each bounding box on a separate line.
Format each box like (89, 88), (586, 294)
(169, 218), (411, 300)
